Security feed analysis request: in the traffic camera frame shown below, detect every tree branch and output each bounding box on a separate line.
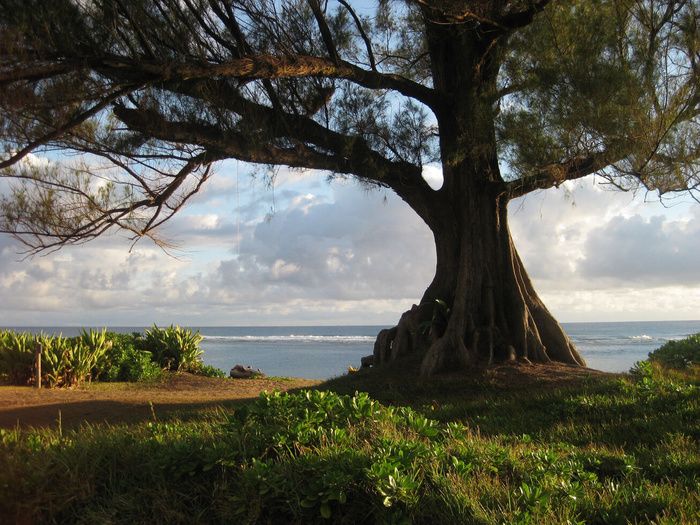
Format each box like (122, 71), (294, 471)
(416, 0), (550, 31)
(0, 152), (215, 255)
(308, 0), (340, 64)
(111, 101), (439, 223)
(498, 0), (551, 30)
(504, 152), (609, 199)
(0, 61), (82, 85)
(338, 0), (376, 71)
(0, 85), (139, 171)
(96, 54), (442, 111)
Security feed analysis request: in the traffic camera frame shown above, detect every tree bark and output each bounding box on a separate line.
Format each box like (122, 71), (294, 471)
(373, 192), (586, 376)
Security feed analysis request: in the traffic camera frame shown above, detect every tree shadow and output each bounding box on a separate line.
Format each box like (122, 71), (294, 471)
(0, 382), (321, 431)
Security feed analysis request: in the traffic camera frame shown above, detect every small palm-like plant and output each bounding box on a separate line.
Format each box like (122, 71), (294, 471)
(143, 325), (204, 373)
(63, 329), (111, 386)
(78, 328), (112, 382)
(0, 330), (35, 384)
(40, 333), (72, 387)
(0, 331), (71, 386)
(0, 329), (113, 387)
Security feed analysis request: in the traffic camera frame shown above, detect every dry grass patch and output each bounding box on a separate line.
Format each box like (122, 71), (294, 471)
(0, 372), (322, 430)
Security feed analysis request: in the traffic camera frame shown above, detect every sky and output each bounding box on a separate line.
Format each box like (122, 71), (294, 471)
(1, 159), (699, 328)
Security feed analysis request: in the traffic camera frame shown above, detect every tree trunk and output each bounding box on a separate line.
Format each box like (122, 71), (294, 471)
(373, 193), (586, 376)
(370, 10), (586, 376)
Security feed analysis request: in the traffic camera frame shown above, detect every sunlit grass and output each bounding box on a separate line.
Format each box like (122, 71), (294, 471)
(1, 358), (699, 523)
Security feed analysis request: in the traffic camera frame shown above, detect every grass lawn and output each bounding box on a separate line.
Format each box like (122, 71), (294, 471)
(1, 357), (699, 524)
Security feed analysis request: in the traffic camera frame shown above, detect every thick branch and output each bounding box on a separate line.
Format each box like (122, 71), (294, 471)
(0, 61), (82, 85)
(504, 152), (609, 200)
(98, 54), (442, 111)
(112, 102), (440, 223)
(498, 0), (551, 30)
(417, 0), (550, 31)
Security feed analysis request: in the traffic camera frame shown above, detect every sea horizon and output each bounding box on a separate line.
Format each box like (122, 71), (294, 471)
(6, 319), (700, 328)
(4, 320), (700, 379)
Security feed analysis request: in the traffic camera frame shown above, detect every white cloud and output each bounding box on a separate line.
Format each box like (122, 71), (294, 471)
(510, 177), (700, 321)
(186, 214), (221, 230)
(578, 213), (700, 286)
(270, 259), (301, 279)
(0, 166), (698, 327)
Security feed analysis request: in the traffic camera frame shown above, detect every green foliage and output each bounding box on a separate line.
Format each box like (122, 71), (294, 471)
(0, 325), (221, 385)
(39, 333), (73, 387)
(66, 329), (110, 386)
(647, 332), (700, 369)
(3, 330), (700, 521)
(416, 299), (452, 339)
(2, 0), (698, 260)
(143, 324), (204, 373)
(0, 329), (108, 387)
(0, 330), (36, 384)
(500, 0), (700, 195)
(195, 363), (227, 379)
(2, 368), (700, 524)
(99, 332), (162, 383)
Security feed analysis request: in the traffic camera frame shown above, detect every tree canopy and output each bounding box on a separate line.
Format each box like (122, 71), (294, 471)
(1, 0), (699, 374)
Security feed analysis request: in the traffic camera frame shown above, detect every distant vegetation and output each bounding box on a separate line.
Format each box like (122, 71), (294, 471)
(0, 325), (225, 387)
(647, 331), (700, 370)
(1, 333), (700, 523)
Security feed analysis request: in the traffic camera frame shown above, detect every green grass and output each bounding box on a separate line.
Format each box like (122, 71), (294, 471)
(1, 357), (699, 524)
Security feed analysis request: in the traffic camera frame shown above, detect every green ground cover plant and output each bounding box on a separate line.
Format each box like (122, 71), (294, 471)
(1, 335), (700, 523)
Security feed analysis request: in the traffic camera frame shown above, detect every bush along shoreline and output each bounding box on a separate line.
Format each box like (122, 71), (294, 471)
(0, 332), (699, 523)
(0, 325), (225, 387)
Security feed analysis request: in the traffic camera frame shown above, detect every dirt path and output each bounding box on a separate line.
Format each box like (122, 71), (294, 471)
(0, 374), (322, 430)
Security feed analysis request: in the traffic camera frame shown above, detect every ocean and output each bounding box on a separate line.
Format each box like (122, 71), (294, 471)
(6, 321), (700, 380)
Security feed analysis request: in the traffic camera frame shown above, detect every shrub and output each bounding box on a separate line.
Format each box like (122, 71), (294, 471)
(98, 332), (162, 382)
(143, 324), (204, 373)
(40, 333), (74, 387)
(0, 330), (89, 387)
(1, 325), (215, 385)
(647, 331), (700, 369)
(194, 363), (227, 378)
(63, 329), (111, 386)
(4, 375), (700, 523)
(0, 330), (36, 384)
(0, 329), (150, 386)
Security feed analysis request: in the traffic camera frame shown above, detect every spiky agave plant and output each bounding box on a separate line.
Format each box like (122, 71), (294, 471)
(144, 325), (203, 373)
(0, 330), (35, 384)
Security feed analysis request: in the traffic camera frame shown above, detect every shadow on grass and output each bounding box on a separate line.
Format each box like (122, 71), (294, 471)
(0, 398), (260, 430)
(0, 377), (320, 431)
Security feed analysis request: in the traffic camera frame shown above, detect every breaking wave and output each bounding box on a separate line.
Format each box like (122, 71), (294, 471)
(202, 334), (375, 345)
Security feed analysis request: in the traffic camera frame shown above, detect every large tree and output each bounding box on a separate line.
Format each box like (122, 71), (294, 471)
(1, 0), (699, 375)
